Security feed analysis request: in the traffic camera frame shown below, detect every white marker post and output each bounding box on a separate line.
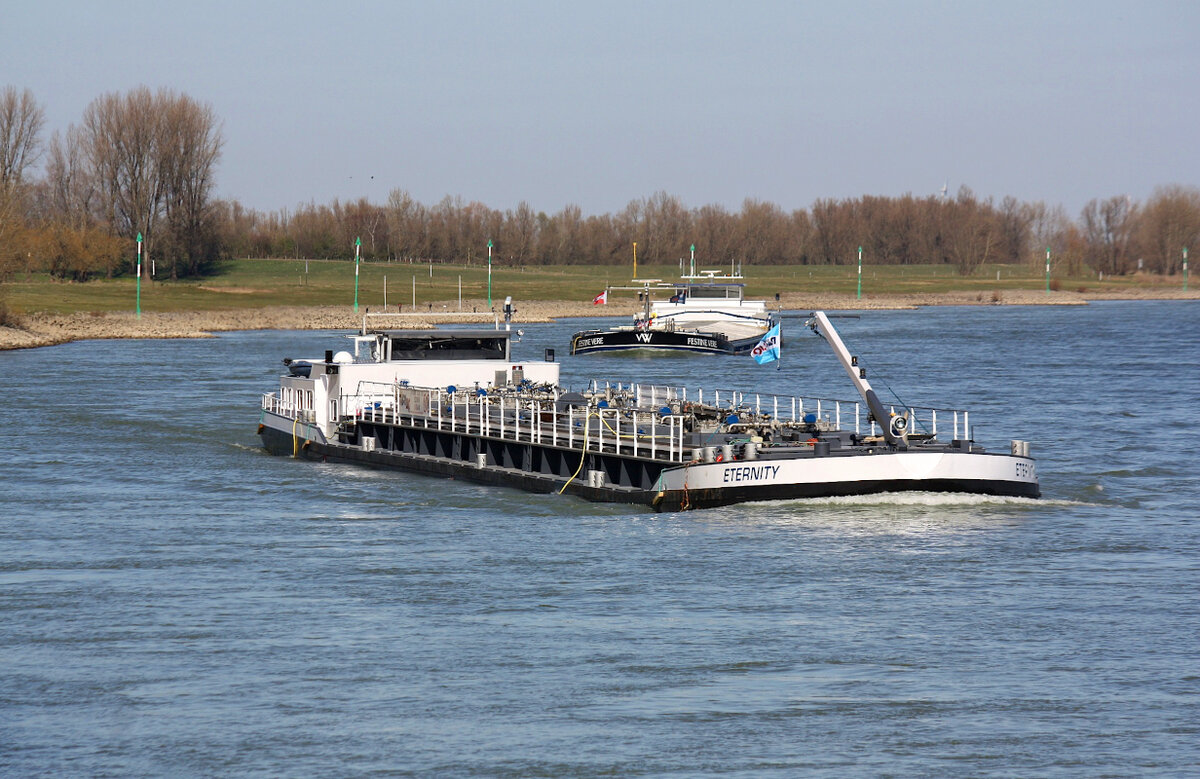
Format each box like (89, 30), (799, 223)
(135, 230), (142, 316)
(857, 246), (862, 299)
(353, 236), (361, 312)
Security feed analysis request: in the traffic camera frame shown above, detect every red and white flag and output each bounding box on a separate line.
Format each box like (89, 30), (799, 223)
(592, 290), (608, 305)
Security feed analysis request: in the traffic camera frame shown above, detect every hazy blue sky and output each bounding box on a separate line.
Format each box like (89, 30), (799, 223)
(6, 1), (1197, 217)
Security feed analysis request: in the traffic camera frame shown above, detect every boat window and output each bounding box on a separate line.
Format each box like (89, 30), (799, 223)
(387, 336), (508, 360)
(687, 285), (740, 300)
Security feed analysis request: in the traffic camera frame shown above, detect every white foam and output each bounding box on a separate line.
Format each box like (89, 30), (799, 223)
(785, 491), (1081, 508)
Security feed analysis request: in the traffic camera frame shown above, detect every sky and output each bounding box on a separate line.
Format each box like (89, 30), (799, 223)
(5, 0), (1198, 219)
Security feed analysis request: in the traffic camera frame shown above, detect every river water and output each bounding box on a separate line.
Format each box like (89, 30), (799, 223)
(2, 301), (1198, 777)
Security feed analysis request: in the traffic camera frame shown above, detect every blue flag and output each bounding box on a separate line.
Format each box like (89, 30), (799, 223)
(751, 323), (781, 365)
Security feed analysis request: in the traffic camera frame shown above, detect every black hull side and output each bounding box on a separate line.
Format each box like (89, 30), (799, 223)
(261, 424), (1038, 514)
(259, 424), (660, 508)
(651, 477), (1042, 512)
(571, 328), (760, 355)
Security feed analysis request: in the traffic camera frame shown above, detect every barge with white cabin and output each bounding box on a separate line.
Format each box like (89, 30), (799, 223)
(257, 312), (1039, 511)
(571, 270), (773, 356)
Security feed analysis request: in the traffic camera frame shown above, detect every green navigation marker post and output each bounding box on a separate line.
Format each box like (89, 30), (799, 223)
(135, 230), (142, 316)
(857, 246), (862, 300)
(353, 236), (361, 312)
(1045, 247), (1051, 293)
(487, 239), (493, 307)
(1184, 247), (1189, 291)
(689, 244), (695, 276)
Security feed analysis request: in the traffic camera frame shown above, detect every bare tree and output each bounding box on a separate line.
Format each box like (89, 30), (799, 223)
(997, 195), (1033, 264)
(0, 86), (45, 187)
(944, 188), (997, 275)
(0, 86), (46, 281)
(157, 91), (223, 277)
(502, 201), (537, 265)
(83, 88), (161, 246)
(641, 191), (690, 263)
(693, 203), (735, 265)
(738, 198), (788, 265)
(1082, 195), (1137, 275)
(810, 198), (855, 265)
(385, 188), (429, 260)
(1136, 185), (1200, 275)
(80, 87), (222, 276)
(455, 201), (491, 264)
(44, 125), (97, 230)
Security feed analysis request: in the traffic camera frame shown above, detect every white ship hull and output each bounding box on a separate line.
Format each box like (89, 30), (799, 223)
(652, 449), (1038, 510)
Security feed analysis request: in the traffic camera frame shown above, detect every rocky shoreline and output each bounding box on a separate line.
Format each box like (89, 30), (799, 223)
(2, 288), (1195, 351)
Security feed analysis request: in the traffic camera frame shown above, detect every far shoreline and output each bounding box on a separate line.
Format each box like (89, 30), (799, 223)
(2, 288), (1196, 352)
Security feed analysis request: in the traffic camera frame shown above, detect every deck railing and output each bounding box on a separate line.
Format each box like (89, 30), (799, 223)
(627, 382), (972, 442)
(338, 382), (691, 463)
(263, 380), (978, 460)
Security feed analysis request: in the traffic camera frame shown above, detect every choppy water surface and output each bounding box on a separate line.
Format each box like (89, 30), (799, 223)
(2, 302), (1198, 777)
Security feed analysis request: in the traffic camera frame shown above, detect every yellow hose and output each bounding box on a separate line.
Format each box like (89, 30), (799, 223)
(558, 411), (595, 494)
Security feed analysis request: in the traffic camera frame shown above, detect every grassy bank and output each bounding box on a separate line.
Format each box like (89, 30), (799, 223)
(2, 259), (1195, 351)
(1, 258), (1192, 316)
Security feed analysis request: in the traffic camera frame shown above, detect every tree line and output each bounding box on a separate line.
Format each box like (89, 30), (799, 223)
(2, 85), (222, 283)
(2, 84), (1198, 285)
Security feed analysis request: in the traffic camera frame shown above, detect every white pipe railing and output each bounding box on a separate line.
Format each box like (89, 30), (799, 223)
(265, 379), (975, 461)
(319, 385), (691, 462)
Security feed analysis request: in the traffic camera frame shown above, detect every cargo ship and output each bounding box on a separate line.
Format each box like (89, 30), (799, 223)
(571, 271), (773, 356)
(258, 312), (1039, 511)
